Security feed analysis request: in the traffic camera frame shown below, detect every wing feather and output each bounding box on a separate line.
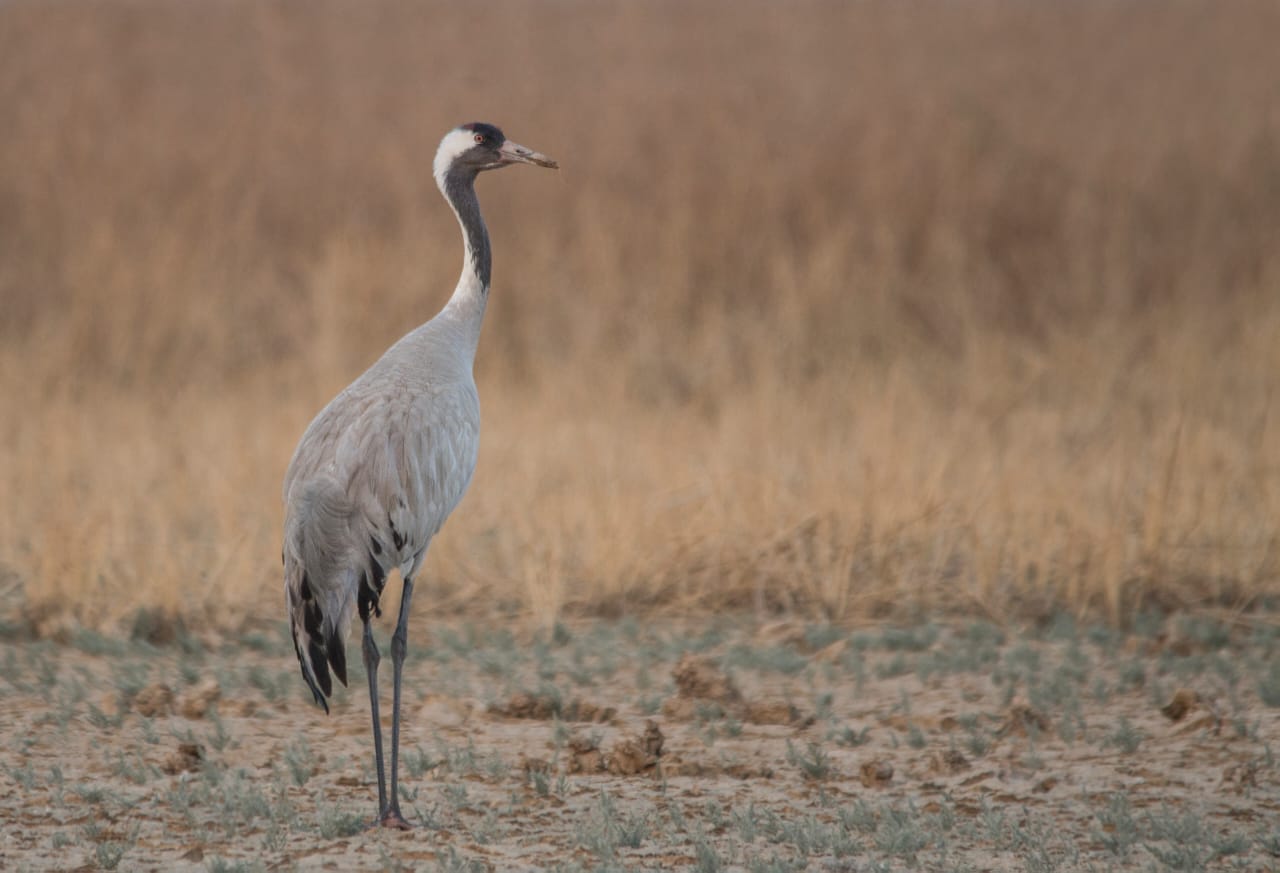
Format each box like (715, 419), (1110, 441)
(283, 374), (479, 711)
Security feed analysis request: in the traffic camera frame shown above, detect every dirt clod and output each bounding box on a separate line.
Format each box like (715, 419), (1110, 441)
(665, 655), (811, 725)
(1223, 760), (1260, 790)
(567, 734), (604, 773)
(489, 692), (615, 723)
(133, 683), (174, 717)
(520, 756), (551, 774)
(491, 692), (556, 719)
(931, 749), (969, 773)
(743, 701), (813, 726)
(178, 678), (221, 719)
(1000, 703), (1050, 737)
(607, 720), (664, 776)
(162, 742), (204, 774)
(859, 759), (894, 787)
(672, 654), (741, 704)
(1161, 689), (1199, 721)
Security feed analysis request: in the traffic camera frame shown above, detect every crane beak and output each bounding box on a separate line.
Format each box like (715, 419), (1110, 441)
(498, 139), (558, 169)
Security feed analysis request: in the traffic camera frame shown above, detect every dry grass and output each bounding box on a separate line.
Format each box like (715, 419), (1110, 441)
(1, 0), (1278, 635)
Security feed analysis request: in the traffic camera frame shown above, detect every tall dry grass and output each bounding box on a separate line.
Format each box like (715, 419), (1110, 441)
(1, 0), (1277, 635)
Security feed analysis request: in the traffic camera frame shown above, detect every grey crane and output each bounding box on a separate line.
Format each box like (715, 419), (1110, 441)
(283, 123), (557, 829)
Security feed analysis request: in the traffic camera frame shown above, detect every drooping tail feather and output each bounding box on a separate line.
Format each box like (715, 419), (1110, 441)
(284, 478), (360, 714)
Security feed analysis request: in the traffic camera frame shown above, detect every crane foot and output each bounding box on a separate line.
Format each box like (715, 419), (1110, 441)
(371, 809), (413, 831)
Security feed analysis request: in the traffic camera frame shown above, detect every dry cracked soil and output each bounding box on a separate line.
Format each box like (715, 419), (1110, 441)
(1, 616), (1278, 871)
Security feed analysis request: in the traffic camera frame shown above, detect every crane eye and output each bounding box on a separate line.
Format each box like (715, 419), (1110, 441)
(473, 134), (485, 144)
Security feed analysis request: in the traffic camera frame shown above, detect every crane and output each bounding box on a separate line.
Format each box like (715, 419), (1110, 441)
(282, 123), (557, 830)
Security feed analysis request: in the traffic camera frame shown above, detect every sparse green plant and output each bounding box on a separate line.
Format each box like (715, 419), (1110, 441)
(767, 813), (861, 858)
(1091, 677), (1110, 703)
(404, 744), (440, 777)
(206, 859), (267, 873)
(247, 664), (290, 702)
(205, 711), (232, 752)
(260, 820), (287, 853)
(576, 790), (648, 861)
(834, 725), (870, 747)
(6, 761), (37, 789)
(1257, 828), (1280, 856)
(978, 798), (1012, 849)
(473, 806), (506, 844)
(875, 652), (912, 679)
(443, 782), (471, 811)
(1090, 793), (1141, 855)
(731, 802), (761, 842)
(1142, 805), (1217, 870)
(965, 728), (991, 757)
(85, 701), (124, 729)
(873, 802), (929, 859)
(110, 750), (156, 785)
(434, 846), (489, 873)
(785, 740), (833, 780)
(726, 644), (808, 676)
(283, 737), (315, 786)
(691, 832), (723, 872)
(1118, 658), (1146, 689)
(880, 625), (940, 652)
(70, 628), (127, 657)
(316, 803), (367, 838)
(82, 822), (138, 871)
(75, 783), (109, 804)
(746, 854), (807, 873)
(139, 715), (160, 744)
(1257, 661), (1280, 707)
(1103, 716), (1144, 754)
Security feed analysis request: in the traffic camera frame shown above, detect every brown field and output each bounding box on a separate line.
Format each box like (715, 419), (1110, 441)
(1, 0), (1278, 634)
(0, 3), (1279, 868)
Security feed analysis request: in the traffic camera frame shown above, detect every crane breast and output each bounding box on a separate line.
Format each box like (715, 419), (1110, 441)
(341, 381), (481, 567)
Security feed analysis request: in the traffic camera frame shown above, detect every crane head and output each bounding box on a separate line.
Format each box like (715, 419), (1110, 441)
(434, 123), (558, 183)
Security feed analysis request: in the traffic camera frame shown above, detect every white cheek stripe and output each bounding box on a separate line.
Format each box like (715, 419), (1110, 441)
(433, 129), (480, 187)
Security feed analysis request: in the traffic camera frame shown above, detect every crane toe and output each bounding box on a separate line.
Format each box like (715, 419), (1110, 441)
(372, 809), (413, 831)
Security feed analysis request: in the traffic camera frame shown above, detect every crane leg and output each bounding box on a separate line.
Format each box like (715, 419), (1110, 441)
(379, 576), (415, 830)
(361, 617), (389, 820)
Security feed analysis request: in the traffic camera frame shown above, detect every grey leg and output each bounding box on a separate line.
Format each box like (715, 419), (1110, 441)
(361, 617), (388, 817)
(381, 576), (415, 829)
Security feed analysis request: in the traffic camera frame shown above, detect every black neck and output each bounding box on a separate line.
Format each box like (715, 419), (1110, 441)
(442, 167), (491, 291)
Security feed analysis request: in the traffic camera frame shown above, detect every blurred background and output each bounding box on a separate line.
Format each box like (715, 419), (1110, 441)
(1, 0), (1277, 636)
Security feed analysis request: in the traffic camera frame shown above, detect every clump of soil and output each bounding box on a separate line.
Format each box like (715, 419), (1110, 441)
(179, 678), (221, 719)
(608, 720), (664, 776)
(161, 742), (204, 774)
(132, 683), (174, 717)
(671, 654), (742, 704)
(930, 749), (969, 774)
(999, 702), (1051, 737)
(859, 759), (894, 787)
(566, 721), (666, 776)
(489, 692), (616, 723)
(663, 654), (811, 725)
(1161, 688), (1199, 721)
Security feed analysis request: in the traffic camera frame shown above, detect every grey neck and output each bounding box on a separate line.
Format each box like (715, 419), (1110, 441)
(443, 167), (491, 291)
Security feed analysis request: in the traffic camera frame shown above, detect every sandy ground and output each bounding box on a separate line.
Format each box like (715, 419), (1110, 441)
(0, 617), (1277, 871)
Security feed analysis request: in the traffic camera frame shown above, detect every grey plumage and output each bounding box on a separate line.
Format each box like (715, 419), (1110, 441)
(283, 348), (481, 703)
(282, 122), (556, 829)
